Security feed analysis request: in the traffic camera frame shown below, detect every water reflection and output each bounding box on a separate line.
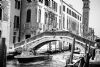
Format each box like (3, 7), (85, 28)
(7, 59), (66, 67)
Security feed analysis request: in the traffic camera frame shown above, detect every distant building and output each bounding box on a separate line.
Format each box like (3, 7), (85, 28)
(82, 0), (90, 38)
(87, 27), (94, 41)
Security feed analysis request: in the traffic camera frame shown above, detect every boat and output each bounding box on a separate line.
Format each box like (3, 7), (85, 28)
(14, 53), (52, 63)
(89, 49), (100, 66)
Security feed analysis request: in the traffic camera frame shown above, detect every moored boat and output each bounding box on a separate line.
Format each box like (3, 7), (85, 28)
(14, 54), (52, 63)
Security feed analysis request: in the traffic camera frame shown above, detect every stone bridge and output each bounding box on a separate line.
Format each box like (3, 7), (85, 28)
(14, 31), (95, 53)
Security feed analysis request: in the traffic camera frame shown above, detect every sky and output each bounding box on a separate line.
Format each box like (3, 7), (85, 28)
(63, 0), (100, 37)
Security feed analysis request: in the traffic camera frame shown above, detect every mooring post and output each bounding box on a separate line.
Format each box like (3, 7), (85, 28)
(49, 42), (52, 52)
(65, 38), (75, 67)
(85, 43), (87, 54)
(70, 38), (75, 64)
(0, 38), (6, 67)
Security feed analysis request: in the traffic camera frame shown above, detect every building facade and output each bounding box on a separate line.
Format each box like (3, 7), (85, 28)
(19, 0), (83, 51)
(19, 0), (83, 40)
(0, 0), (95, 52)
(0, 0), (21, 52)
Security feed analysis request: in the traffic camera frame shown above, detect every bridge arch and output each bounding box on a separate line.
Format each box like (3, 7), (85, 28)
(25, 36), (86, 53)
(26, 36), (61, 50)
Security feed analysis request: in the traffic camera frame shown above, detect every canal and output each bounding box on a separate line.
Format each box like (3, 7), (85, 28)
(7, 51), (71, 67)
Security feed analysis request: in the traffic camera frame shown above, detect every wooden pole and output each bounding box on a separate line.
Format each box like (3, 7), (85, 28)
(49, 42), (52, 51)
(55, 41), (56, 51)
(84, 42), (91, 67)
(85, 43), (87, 54)
(0, 38), (6, 67)
(70, 38), (75, 64)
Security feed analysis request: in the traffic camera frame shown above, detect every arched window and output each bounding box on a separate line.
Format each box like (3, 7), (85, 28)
(0, 8), (2, 20)
(26, 9), (31, 22)
(38, 9), (41, 23)
(45, 12), (48, 24)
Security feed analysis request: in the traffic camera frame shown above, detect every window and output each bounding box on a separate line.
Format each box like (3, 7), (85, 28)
(13, 32), (17, 35)
(59, 6), (61, 14)
(45, 12), (48, 24)
(25, 35), (31, 39)
(59, 18), (62, 29)
(0, 8), (2, 20)
(0, 31), (1, 38)
(16, 16), (19, 28)
(45, 0), (49, 6)
(84, 3), (89, 8)
(63, 5), (65, 11)
(54, 1), (57, 12)
(80, 17), (81, 21)
(63, 15), (65, 29)
(14, 16), (16, 28)
(53, 16), (57, 28)
(14, 16), (20, 28)
(69, 10), (71, 15)
(78, 15), (79, 20)
(27, 0), (32, 2)
(52, 1), (57, 12)
(15, 0), (20, 9)
(72, 11), (74, 16)
(26, 9), (31, 22)
(67, 17), (69, 29)
(18, 1), (20, 9)
(67, 8), (69, 13)
(13, 36), (16, 43)
(38, 9), (41, 23)
(18, 36), (20, 42)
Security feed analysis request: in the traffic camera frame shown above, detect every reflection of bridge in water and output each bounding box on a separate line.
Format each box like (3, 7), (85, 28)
(14, 31), (95, 55)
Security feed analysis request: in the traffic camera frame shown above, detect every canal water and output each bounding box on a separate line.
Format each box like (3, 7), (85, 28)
(7, 51), (71, 67)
